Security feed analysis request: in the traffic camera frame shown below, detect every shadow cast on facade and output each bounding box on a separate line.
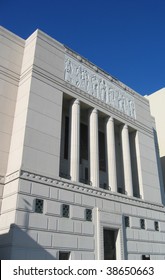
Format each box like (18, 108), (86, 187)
(0, 224), (56, 260)
(153, 128), (165, 205)
(160, 156), (165, 191)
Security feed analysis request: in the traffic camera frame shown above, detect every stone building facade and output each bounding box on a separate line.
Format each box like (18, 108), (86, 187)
(0, 26), (165, 259)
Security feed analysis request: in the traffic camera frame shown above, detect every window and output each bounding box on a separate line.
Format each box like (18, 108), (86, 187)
(142, 255), (150, 260)
(154, 221), (159, 231)
(64, 116), (69, 159)
(35, 199), (44, 213)
(85, 209), (92, 221)
(99, 131), (106, 171)
(104, 229), (117, 260)
(118, 187), (125, 194)
(59, 251), (70, 260)
(140, 218), (145, 229)
(124, 216), (130, 227)
(62, 204), (69, 218)
(80, 123), (88, 161)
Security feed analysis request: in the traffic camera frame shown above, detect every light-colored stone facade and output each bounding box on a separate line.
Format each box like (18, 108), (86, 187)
(146, 89), (165, 193)
(0, 26), (165, 260)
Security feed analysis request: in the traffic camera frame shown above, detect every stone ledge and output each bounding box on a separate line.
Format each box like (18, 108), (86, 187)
(3, 169), (165, 213)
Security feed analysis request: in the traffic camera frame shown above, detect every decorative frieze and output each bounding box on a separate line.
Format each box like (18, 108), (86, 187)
(3, 169), (164, 213)
(19, 170), (164, 211)
(64, 55), (136, 119)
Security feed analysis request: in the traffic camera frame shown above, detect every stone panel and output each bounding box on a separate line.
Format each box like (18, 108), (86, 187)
(19, 180), (32, 194)
(125, 228), (134, 239)
(130, 217), (140, 229)
(46, 201), (61, 216)
(15, 211), (29, 227)
(78, 236), (94, 250)
(74, 221), (82, 234)
(48, 217), (58, 231)
(81, 252), (95, 260)
(29, 213), (48, 229)
(82, 194), (95, 207)
(50, 187), (59, 200)
(38, 231), (52, 247)
(17, 195), (33, 211)
(31, 182), (50, 198)
(59, 189), (74, 203)
(102, 200), (115, 211)
(58, 218), (74, 233)
(127, 240), (137, 252)
(82, 222), (94, 235)
(72, 205), (85, 220)
(52, 233), (77, 249)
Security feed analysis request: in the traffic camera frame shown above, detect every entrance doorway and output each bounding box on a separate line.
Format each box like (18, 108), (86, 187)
(103, 229), (118, 260)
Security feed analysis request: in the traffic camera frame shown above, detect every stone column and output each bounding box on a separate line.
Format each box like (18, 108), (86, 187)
(106, 116), (117, 192)
(70, 99), (80, 182)
(121, 124), (133, 196)
(89, 108), (99, 187)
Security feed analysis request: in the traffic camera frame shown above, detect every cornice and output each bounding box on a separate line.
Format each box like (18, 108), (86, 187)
(4, 169), (165, 213)
(0, 26), (25, 47)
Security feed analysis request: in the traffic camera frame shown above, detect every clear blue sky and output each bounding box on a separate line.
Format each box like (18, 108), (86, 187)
(1, 0), (165, 95)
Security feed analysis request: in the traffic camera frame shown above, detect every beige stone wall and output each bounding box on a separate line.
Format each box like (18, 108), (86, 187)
(147, 89), (165, 190)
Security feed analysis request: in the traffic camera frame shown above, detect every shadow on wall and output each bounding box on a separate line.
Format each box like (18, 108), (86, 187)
(160, 156), (165, 192)
(153, 128), (165, 205)
(0, 224), (57, 260)
(0, 183), (4, 213)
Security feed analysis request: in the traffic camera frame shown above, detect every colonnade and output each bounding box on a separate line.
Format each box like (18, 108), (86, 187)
(69, 98), (134, 196)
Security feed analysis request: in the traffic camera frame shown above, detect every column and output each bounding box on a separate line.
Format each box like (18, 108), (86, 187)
(135, 132), (144, 198)
(89, 108), (99, 187)
(121, 124), (133, 196)
(106, 117), (117, 192)
(70, 99), (80, 182)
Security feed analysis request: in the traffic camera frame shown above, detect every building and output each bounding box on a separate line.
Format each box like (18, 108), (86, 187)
(146, 88), (165, 191)
(0, 26), (165, 260)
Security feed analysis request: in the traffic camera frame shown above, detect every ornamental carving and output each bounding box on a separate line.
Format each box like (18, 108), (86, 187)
(65, 55), (136, 119)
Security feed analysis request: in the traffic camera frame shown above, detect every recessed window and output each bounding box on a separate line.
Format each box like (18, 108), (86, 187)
(118, 187), (125, 194)
(62, 204), (69, 218)
(85, 209), (92, 221)
(35, 199), (44, 214)
(124, 216), (130, 227)
(80, 123), (88, 161)
(140, 219), (145, 229)
(59, 251), (70, 260)
(154, 221), (159, 231)
(64, 116), (69, 159)
(142, 254), (150, 260)
(99, 131), (106, 171)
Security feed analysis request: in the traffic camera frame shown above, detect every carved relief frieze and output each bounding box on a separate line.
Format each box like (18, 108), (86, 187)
(65, 55), (136, 119)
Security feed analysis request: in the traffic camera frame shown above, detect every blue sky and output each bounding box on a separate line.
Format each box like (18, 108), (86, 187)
(1, 0), (165, 95)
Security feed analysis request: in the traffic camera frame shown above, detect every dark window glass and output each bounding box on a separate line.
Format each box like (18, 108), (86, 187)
(104, 229), (116, 260)
(85, 209), (92, 221)
(64, 116), (69, 159)
(85, 168), (88, 181)
(35, 199), (44, 214)
(124, 216), (130, 227)
(142, 255), (150, 260)
(62, 204), (69, 218)
(59, 251), (70, 260)
(80, 123), (88, 161)
(99, 131), (106, 171)
(140, 219), (145, 229)
(154, 221), (159, 231)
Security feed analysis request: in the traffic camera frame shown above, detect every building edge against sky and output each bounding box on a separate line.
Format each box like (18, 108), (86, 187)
(146, 88), (165, 193)
(0, 26), (165, 260)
